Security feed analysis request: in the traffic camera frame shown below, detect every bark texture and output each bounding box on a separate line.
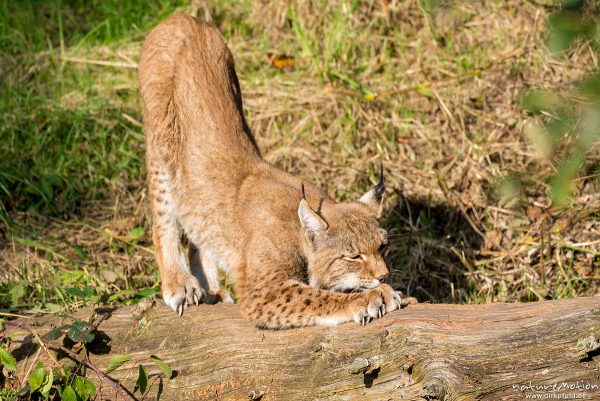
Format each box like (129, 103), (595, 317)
(7, 297), (600, 400)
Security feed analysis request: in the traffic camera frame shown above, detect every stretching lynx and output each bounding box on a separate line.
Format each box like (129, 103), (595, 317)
(138, 15), (412, 329)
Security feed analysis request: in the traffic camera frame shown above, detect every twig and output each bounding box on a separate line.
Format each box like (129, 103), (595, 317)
(60, 56), (138, 69)
(432, 88), (467, 146)
(486, 206), (522, 217)
(6, 321), (66, 377)
(21, 347), (42, 386)
(102, 228), (154, 255)
(436, 176), (487, 241)
(142, 375), (162, 401)
(553, 240), (600, 257)
(122, 113), (143, 127)
(12, 236), (67, 261)
(370, 47), (527, 101)
(53, 342), (135, 401)
(5, 321), (135, 401)
(0, 312), (33, 318)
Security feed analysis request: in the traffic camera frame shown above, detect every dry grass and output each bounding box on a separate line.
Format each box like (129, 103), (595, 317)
(1, 0), (599, 311)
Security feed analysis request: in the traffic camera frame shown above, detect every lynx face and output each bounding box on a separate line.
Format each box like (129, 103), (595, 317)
(313, 208), (390, 292)
(298, 179), (390, 293)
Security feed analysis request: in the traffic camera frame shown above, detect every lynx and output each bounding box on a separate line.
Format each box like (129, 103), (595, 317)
(138, 14), (412, 329)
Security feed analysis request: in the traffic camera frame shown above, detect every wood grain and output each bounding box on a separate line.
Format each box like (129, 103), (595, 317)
(7, 297), (600, 400)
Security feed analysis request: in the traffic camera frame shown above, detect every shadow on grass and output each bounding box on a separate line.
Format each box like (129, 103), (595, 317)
(382, 190), (484, 304)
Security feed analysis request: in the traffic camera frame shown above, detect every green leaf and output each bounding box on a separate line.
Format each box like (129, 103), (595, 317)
(65, 287), (94, 299)
(549, 151), (584, 207)
(125, 227), (145, 241)
(0, 388), (19, 401)
(43, 325), (69, 341)
(106, 354), (131, 374)
(0, 346), (17, 372)
(17, 383), (30, 396)
(44, 303), (63, 313)
(100, 270), (118, 284)
(73, 245), (88, 260)
(132, 287), (160, 302)
(0, 318), (4, 331)
(9, 283), (26, 306)
(40, 367), (53, 397)
(136, 364), (148, 394)
(61, 385), (78, 401)
(72, 375), (96, 401)
(547, 11), (595, 54)
(28, 365), (45, 392)
(107, 293), (121, 302)
(522, 90), (560, 114)
(150, 355), (172, 379)
(136, 288), (159, 298)
(39, 176), (54, 202)
(85, 378), (97, 398)
(67, 320), (95, 343)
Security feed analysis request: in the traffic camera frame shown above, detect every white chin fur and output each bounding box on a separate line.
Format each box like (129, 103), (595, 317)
(329, 273), (360, 291)
(329, 274), (380, 292)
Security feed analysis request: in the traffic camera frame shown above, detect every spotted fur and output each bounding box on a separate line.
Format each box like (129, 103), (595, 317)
(139, 14), (406, 328)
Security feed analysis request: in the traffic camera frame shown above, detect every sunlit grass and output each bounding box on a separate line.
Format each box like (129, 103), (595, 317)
(0, 0), (598, 312)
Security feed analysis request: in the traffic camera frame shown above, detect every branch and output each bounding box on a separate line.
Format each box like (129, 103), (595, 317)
(5, 321), (134, 401)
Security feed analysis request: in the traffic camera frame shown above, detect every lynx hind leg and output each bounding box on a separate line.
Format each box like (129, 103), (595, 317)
(189, 244), (234, 304)
(149, 166), (204, 315)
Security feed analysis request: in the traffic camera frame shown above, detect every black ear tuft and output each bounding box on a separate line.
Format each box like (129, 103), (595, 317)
(357, 164), (386, 218)
(374, 163), (385, 201)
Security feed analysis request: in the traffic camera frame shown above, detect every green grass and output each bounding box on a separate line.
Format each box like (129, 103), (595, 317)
(1, 0), (599, 316)
(0, 0), (186, 226)
(0, 0), (189, 312)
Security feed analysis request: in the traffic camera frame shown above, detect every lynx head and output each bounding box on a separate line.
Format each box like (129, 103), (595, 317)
(298, 172), (390, 292)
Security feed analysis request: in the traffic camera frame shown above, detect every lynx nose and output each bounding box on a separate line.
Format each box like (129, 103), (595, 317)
(377, 273), (388, 283)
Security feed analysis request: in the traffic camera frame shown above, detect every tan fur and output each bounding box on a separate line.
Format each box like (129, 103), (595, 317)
(138, 14), (405, 329)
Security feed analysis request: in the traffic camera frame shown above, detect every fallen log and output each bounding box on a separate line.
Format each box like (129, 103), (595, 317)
(6, 297), (600, 400)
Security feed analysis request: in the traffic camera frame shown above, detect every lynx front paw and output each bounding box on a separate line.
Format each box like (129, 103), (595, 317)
(350, 284), (402, 326)
(162, 272), (205, 316)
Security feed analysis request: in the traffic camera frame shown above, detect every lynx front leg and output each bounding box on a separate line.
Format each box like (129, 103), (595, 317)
(240, 282), (402, 329)
(149, 167), (204, 315)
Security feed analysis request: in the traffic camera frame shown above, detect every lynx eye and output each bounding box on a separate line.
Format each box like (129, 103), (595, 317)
(345, 254), (363, 261)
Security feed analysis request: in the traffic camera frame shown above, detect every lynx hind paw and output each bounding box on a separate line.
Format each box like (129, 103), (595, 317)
(162, 273), (205, 316)
(351, 284), (402, 326)
(220, 291), (235, 304)
(205, 289), (236, 305)
(399, 295), (419, 307)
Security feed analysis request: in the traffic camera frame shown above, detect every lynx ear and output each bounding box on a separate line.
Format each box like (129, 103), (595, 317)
(358, 167), (385, 218)
(298, 199), (327, 238)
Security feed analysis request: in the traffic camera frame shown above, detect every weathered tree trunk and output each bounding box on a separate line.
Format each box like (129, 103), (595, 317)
(7, 297), (600, 400)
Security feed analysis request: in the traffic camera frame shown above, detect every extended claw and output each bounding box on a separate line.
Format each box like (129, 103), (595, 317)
(393, 291), (402, 309)
(193, 292), (200, 305)
(177, 303), (184, 317)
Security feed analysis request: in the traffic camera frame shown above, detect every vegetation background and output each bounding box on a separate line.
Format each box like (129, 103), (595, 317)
(0, 0), (599, 399)
(1, 0), (599, 315)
